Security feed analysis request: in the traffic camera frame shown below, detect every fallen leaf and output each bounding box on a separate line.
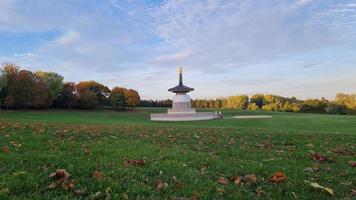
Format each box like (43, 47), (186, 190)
(62, 179), (75, 190)
(124, 159), (146, 167)
(217, 177), (229, 185)
(333, 146), (355, 156)
(74, 189), (86, 196)
(49, 169), (70, 180)
(216, 187), (225, 194)
(231, 176), (241, 185)
(123, 193), (129, 200)
(255, 187), (266, 197)
(348, 161), (356, 167)
(305, 180), (334, 196)
(268, 172), (287, 183)
(245, 174), (257, 183)
(193, 192), (199, 200)
(199, 164), (207, 175)
(2, 146), (9, 153)
(156, 180), (168, 191)
(92, 170), (105, 181)
(351, 189), (356, 196)
(311, 153), (332, 163)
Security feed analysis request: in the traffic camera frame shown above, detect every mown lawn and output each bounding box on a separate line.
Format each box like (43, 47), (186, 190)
(0, 108), (355, 199)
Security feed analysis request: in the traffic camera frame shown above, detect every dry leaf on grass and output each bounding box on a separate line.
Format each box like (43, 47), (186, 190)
(311, 153), (332, 163)
(49, 169), (70, 180)
(124, 159), (146, 167)
(268, 172), (287, 183)
(92, 170), (105, 181)
(199, 164), (207, 175)
(156, 180), (168, 191)
(216, 187), (225, 194)
(255, 187), (266, 197)
(217, 177), (229, 185)
(351, 189), (356, 196)
(48, 169), (74, 190)
(2, 146), (9, 153)
(62, 179), (75, 190)
(231, 174), (257, 185)
(305, 180), (334, 196)
(348, 161), (356, 167)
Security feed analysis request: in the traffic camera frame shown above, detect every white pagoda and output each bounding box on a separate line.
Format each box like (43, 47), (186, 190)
(150, 66), (218, 121)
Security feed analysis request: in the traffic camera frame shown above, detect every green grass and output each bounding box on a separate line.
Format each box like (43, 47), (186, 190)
(0, 108), (355, 199)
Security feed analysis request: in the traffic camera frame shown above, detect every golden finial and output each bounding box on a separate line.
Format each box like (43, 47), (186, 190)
(178, 66), (183, 73)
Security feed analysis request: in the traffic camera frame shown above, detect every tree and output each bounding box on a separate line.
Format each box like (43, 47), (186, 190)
(301, 98), (328, 113)
(32, 76), (51, 108)
(250, 94), (264, 108)
(247, 103), (259, 110)
(10, 70), (35, 109)
(111, 87), (140, 107)
(77, 81), (110, 106)
(77, 90), (99, 109)
(325, 102), (347, 115)
(0, 68), (7, 109)
(225, 95), (249, 109)
(214, 99), (222, 108)
(109, 92), (126, 110)
(283, 102), (301, 112)
(262, 103), (280, 111)
(35, 71), (64, 104)
(1, 63), (19, 108)
(335, 93), (356, 113)
(57, 82), (78, 109)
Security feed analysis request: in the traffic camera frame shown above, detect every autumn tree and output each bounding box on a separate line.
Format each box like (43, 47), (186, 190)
(250, 94), (264, 108)
(335, 93), (356, 113)
(77, 81), (110, 106)
(225, 95), (249, 109)
(301, 98), (328, 113)
(57, 82), (78, 109)
(111, 87), (140, 107)
(35, 71), (64, 105)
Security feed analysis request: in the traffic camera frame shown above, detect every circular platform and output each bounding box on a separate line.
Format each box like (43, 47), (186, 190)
(150, 112), (219, 121)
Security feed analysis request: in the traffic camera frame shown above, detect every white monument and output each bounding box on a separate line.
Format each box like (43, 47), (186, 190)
(150, 66), (218, 121)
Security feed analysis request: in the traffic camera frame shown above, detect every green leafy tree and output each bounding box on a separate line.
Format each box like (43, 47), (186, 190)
(301, 98), (328, 113)
(35, 71), (64, 104)
(109, 92), (126, 110)
(77, 90), (99, 109)
(77, 81), (110, 106)
(10, 70), (35, 109)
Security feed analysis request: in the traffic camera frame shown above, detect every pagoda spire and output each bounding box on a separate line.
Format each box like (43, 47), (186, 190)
(179, 66), (183, 86)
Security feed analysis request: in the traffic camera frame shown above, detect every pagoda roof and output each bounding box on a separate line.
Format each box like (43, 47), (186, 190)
(168, 66), (194, 93)
(168, 84), (194, 93)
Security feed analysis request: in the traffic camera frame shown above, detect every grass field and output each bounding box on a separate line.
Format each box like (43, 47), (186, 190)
(0, 108), (355, 199)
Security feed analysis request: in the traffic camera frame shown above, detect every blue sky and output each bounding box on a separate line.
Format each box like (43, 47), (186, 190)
(0, 0), (356, 100)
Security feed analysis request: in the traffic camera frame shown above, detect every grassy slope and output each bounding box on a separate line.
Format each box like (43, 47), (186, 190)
(0, 108), (355, 199)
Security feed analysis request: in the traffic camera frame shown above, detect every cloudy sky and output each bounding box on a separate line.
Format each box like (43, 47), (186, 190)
(0, 0), (355, 100)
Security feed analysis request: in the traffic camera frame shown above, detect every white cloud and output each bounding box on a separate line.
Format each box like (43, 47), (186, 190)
(56, 31), (80, 45)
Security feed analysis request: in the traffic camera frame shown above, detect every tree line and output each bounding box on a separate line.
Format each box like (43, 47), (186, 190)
(191, 94), (356, 115)
(140, 94), (356, 115)
(0, 63), (140, 110)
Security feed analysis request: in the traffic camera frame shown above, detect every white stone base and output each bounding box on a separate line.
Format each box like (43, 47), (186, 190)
(150, 112), (219, 121)
(167, 108), (196, 114)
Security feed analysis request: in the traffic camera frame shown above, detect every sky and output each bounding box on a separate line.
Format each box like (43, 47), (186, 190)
(0, 0), (356, 100)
